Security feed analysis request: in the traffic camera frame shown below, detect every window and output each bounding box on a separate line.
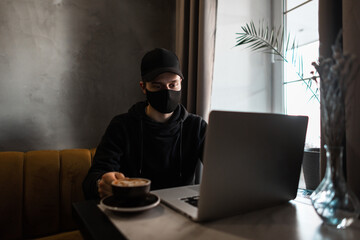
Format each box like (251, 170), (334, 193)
(211, 0), (320, 148)
(284, 0), (320, 148)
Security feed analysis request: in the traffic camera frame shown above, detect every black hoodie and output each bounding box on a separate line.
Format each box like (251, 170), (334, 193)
(82, 101), (207, 199)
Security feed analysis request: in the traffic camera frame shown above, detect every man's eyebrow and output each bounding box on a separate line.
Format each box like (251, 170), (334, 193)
(151, 79), (180, 84)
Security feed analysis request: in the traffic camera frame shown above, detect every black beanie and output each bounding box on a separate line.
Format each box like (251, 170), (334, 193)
(141, 48), (184, 82)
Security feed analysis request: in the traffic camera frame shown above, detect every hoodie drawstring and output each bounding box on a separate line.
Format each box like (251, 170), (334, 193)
(140, 119), (144, 176)
(179, 121), (183, 178)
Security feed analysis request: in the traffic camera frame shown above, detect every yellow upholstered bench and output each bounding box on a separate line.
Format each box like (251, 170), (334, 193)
(0, 149), (95, 240)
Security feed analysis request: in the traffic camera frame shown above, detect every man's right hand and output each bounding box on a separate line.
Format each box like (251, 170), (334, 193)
(98, 172), (125, 199)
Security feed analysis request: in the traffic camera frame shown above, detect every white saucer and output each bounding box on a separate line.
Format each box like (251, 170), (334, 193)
(100, 193), (160, 212)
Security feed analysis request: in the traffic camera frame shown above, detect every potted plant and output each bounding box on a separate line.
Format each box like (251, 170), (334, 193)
(234, 20), (320, 190)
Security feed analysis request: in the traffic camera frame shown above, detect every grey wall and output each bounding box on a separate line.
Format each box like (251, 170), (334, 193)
(0, 0), (176, 151)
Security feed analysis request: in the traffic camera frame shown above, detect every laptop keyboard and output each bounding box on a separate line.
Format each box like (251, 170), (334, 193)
(181, 196), (200, 207)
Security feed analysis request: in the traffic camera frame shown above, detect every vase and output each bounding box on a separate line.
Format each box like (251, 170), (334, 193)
(310, 145), (360, 229)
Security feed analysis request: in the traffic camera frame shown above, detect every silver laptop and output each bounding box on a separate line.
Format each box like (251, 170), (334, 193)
(152, 110), (308, 222)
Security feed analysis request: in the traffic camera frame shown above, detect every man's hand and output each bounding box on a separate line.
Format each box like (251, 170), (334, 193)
(98, 172), (125, 199)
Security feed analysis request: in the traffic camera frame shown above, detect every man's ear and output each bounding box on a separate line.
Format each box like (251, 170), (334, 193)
(139, 81), (146, 94)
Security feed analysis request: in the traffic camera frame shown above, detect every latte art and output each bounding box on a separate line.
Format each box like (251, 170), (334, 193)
(113, 178), (149, 187)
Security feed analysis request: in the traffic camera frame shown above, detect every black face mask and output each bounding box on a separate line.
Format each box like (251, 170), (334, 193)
(146, 89), (181, 113)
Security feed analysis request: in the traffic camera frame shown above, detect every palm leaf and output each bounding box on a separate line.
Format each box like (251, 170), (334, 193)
(235, 20), (320, 103)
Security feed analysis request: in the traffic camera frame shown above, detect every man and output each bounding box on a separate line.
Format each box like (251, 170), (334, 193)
(83, 48), (207, 200)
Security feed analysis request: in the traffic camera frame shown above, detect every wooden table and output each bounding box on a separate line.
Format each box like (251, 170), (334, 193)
(73, 192), (360, 240)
